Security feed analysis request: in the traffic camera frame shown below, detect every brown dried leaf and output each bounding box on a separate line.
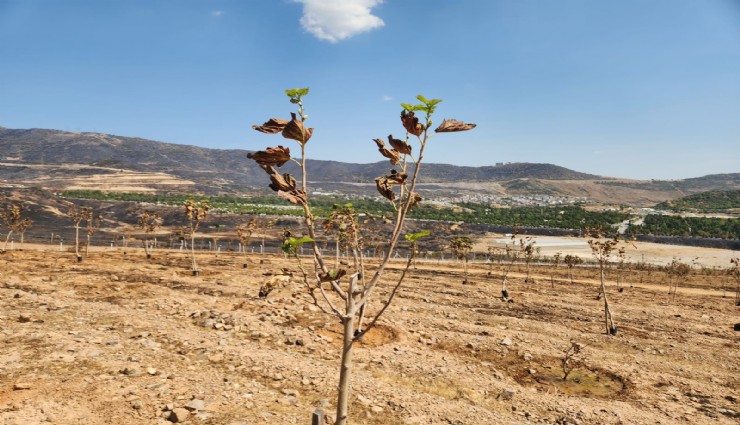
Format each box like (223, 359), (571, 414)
(282, 112), (313, 145)
(434, 119), (477, 133)
(375, 176), (395, 201)
(408, 192), (422, 209)
(269, 171), (297, 192)
(253, 118), (289, 134)
(277, 189), (307, 205)
(372, 138), (400, 165)
(388, 169), (408, 184)
(401, 110), (424, 136)
(246, 145), (291, 167)
(374, 170), (408, 202)
(387, 135), (412, 155)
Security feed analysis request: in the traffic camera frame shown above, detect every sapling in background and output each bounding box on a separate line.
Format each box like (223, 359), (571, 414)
(550, 251), (562, 288)
(562, 341), (586, 381)
(519, 233), (536, 283)
(84, 210), (102, 256)
(449, 235), (473, 284)
(236, 219), (257, 268)
(247, 88), (474, 425)
(499, 229), (521, 301)
(0, 202), (32, 253)
(67, 204), (93, 262)
(666, 257), (690, 300)
(564, 254), (582, 285)
(585, 226), (631, 336)
(183, 199), (209, 276)
(137, 211), (163, 259)
(730, 257), (740, 306)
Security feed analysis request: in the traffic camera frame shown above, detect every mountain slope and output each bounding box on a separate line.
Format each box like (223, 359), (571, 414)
(1, 127), (738, 206)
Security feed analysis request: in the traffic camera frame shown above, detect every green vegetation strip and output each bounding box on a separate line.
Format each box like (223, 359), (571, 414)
(60, 190), (739, 239)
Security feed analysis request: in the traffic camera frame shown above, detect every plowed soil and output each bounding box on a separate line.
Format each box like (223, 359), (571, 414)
(1, 247), (738, 424)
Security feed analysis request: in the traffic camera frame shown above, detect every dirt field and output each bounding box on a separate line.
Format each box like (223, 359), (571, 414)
(477, 233), (738, 268)
(1, 247), (738, 425)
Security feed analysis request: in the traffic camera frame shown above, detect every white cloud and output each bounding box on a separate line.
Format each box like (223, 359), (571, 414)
(382, 95), (392, 101)
(211, 10), (224, 17)
(295, 0), (384, 43)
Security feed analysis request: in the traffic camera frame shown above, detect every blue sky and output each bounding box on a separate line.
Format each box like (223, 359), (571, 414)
(1, 0), (738, 180)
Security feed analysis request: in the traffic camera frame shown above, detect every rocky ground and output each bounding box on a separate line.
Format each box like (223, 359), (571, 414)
(0, 247), (738, 425)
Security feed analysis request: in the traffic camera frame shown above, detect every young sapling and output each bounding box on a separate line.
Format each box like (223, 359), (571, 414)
(247, 88), (474, 425)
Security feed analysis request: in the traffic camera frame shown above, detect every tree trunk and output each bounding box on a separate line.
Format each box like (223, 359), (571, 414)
(3, 230), (12, 252)
(600, 265), (615, 335)
(463, 258), (468, 283)
(335, 277), (357, 425)
(75, 225), (80, 257)
(190, 233), (197, 272)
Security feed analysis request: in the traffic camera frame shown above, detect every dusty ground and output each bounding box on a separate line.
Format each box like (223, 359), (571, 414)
(0, 246), (738, 425)
(477, 233), (738, 268)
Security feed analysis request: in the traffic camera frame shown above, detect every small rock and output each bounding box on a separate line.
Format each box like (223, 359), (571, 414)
(523, 353), (533, 361)
(121, 367), (141, 377)
(497, 389), (515, 401)
(356, 394), (371, 406)
(18, 314), (32, 323)
(13, 382), (31, 391)
(185, 398), (206, 411)
(501, 338), (512, 346)
(168, 407), (190, 423)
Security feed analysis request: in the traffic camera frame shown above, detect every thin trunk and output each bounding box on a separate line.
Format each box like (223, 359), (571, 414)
(335, 238), (340, 268)
(75, 225), (80, 257)
(335, 277), (357, 425)
(86, 234), (90, 256)
(3, 230), (12, 252)
(463, 258), (469, 283)
(191, 233), (197, 271)
(600, 265), (615, 335)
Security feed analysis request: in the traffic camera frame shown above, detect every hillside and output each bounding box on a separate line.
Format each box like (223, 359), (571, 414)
(655, 189), (740, 213)
(1, 127), (738, 206)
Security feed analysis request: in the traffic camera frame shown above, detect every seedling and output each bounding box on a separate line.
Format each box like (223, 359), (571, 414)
(236, 219), (257, 267)
(564, 254), (583, 285)
(562, 341), (586, 381)
(67, 204), (93, 262)
(666, 257), (690, 300)
(449, 236), (473, 284)
(137, 211), (163, 259)
(0, 202), (32, 252)
(519, 234), (536, 283)
(183, 199), (209, 275)
(499, 229), (521, 301)
(729, 257), (739, 306)
(585, 226), (631, 336)
(551, 251), (562, 288)
(84, 211), (103, 256)
(247, 88), (474, 425)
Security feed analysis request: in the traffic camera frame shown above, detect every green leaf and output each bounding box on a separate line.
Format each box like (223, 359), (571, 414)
(416, 94), (429, 104)
(401, 103), (415, 111)
(285, 87), (310, 99)
(281, 236), (314, 253)
(405, 230), (430, 242)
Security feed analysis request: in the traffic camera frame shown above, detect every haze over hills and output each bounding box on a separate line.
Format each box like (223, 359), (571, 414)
(1, 126), (738, 206)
